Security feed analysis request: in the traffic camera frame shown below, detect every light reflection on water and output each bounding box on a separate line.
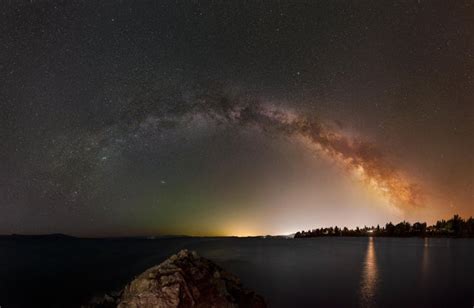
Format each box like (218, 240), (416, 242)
(421, 237), (430, 284)
(360, 237), (379, 307)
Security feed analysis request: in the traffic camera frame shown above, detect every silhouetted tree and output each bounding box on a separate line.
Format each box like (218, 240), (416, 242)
(294, 215), (474, 238)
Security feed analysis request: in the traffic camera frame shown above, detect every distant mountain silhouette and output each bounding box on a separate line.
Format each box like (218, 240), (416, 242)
(0, 233), (77, 240)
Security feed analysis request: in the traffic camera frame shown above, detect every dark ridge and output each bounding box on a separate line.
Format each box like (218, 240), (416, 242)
(0, 233), (77, 240)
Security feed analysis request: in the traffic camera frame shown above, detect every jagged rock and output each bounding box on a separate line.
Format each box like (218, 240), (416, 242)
(83, 250), (266, 308)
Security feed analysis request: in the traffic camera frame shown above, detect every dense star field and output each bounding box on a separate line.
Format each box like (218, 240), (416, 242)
(1, 1), (473, 236)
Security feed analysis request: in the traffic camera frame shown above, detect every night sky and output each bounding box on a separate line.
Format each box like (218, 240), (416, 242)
(1, 0), (473, 236)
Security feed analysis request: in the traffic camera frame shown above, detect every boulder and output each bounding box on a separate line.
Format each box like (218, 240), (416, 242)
(83, 249), (265, 308)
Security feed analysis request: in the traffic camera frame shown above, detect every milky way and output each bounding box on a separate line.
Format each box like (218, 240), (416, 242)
(1, 0), (472, 236)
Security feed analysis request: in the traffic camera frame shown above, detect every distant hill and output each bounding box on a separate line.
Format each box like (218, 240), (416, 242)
(0, 233), (77, 240)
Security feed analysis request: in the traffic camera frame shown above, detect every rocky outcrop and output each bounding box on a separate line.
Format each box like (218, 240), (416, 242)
(83, 249), (266, 308)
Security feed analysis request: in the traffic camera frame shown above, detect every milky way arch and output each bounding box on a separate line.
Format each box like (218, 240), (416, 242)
(38, 85), (422, 210)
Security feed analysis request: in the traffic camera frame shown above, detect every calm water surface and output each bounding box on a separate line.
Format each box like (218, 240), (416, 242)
(0, 237), (472, 307)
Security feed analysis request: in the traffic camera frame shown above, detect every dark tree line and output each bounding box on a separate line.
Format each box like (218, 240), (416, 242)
(294, 215), (474, 238)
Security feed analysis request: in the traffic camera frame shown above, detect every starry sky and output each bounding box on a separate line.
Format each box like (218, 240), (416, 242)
(1, 0), (473, 236)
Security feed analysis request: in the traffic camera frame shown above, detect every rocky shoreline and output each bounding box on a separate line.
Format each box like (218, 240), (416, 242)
(83, 249), (266, 308)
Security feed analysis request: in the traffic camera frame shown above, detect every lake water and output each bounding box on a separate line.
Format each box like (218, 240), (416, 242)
(0, 237), (472, 307)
